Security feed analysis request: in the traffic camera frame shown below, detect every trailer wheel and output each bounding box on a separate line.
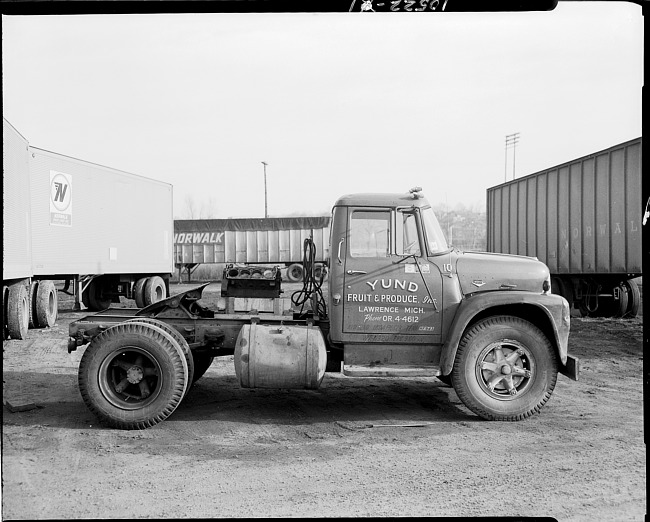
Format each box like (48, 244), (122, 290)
(84, 279), (112, 311)
(125, 318), (194, 391)
(595, 284), (629, 318)
(623, 279), (641, 318)
(2, 285), (9, 340)
(143, 276), (166, 306)
(133, 278), (147, 308)
(78, 322), (188, 430)
(286, 264), (304, 282)
(28, 281), (39, 328)
(7, 284), (29, 340)
(191, 353), (215, 383)
(35, 280), (58, 328)
(314, 264), (328, 281)
(452, 316), (558, 421)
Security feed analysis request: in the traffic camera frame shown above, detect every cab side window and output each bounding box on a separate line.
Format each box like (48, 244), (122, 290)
(398, 211), (421, 256)
(349, 210), (390, 258)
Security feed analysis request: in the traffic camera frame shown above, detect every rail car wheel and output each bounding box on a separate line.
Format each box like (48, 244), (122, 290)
(286, 264), (304, 282)
(133, 278), (147, 308)
(35, 280), (58, 328)
(78, 322), (188, 430)
(143, 276), (166, 306)
(191, 353), (215, 383)
(7, 284), (29, 340)
(452, 316), (558, 421)
(125, 318), (194, 392)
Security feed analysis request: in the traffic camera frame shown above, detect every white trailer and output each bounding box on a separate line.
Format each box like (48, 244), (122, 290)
(3, 118), (174, 339)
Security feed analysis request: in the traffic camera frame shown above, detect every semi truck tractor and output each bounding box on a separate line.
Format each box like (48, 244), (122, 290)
(3, 118), (174, 340)
(487, 138), (642, 318)
(68, 187), (579, 430)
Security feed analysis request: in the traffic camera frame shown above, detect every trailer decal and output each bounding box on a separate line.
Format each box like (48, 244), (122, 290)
(50, 171), (72, 227)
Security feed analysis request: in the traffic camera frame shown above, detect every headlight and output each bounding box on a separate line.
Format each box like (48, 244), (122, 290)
(543, 275), (552, 295)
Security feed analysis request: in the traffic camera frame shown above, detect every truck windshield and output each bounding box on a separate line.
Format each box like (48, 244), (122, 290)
(421, 207), (449, 255)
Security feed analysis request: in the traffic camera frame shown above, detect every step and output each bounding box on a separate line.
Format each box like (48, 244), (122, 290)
(342, 363), (441, 378)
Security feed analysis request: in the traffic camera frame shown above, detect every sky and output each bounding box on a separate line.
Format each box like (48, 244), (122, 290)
(1, 2), (643, 219)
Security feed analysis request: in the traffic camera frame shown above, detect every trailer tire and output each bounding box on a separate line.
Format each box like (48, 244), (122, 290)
(133, 278), (147, 308)
(78, 322), (188, 430)
(28, 281), (39, 328)
(286, 264), (304, 282)
(125, 318), (194, 391)
(623, 279), (641, 318)
(452, 316), (558, 421)
(314, 264), (328, 281)
(7, 284), (29, 340)
(2, 285), (9, 340)
(191, 353), (214, 383)
(84, 279), (112, 311)
(143, 276), (166, 306)
(35, 280), (58, 328)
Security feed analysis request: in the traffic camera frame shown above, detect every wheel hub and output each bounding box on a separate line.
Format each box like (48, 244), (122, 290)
(126, 366), (144, 384)
(476, 340), (534, 400)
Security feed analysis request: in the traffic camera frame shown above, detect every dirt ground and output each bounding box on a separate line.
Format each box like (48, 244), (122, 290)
(2, 282), (646, 520)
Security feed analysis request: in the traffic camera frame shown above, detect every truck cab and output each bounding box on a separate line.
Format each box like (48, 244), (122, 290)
(327, 187), (578, 419)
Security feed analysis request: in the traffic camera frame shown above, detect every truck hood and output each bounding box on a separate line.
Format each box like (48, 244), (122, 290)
(455, 251), (550, 295)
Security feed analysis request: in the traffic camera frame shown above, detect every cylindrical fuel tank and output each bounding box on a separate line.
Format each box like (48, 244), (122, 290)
(234, 323), (327, 389)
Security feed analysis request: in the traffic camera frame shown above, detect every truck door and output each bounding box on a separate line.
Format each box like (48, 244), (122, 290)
(342, 207), (443, 343)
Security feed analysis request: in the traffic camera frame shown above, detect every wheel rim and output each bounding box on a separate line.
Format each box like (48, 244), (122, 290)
(475, 339), (535, 400)
(98, 346), (163, 410)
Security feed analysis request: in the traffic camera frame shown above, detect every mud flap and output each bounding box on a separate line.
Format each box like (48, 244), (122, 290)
(560, 354), (580, 381)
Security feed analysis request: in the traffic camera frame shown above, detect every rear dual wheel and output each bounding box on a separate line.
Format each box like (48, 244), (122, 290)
(452, 316), (558, 421)
(6, 284), (29, 340)
(133, 276), (167, 308)
(78, 322), (189, 430)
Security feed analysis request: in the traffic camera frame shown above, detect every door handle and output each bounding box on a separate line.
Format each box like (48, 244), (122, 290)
(346, 270), (367, 275)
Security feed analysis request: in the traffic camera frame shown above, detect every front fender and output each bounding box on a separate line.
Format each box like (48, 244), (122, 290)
(439, 291), (570, 375)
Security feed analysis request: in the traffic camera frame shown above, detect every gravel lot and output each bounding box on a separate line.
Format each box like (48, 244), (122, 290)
(2, 282), (646, 520)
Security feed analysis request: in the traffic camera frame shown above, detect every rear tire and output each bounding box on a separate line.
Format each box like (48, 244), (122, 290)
(35, 280), (58, 328)
(78, 322), (188, 430)
(84, 279), (112, 311)
(28, 281), (39, 328)
(624, 279), (641, 318)
(452, 316), (558, 421)
(143, 276), (166, 307)
(125, 318), (194, 391)
(7, 284), (29, 340)
(133, 278), (147, 308)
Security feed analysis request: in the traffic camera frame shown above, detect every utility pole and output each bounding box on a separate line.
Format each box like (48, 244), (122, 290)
(261, 161), (268, 218)
(505, 133), (520, 181)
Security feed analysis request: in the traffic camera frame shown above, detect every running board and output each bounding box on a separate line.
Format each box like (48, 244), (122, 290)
(343, 364), (441, 378)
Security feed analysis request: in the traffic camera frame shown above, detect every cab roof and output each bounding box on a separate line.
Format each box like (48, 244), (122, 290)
(333, 189), (430, 209)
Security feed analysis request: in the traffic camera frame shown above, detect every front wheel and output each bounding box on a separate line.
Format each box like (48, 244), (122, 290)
(452, 316), (558, 421)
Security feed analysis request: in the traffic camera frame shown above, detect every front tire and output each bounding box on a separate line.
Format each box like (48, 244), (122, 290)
(78, 322), (188, 429)
(452, 316), (558, 421)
